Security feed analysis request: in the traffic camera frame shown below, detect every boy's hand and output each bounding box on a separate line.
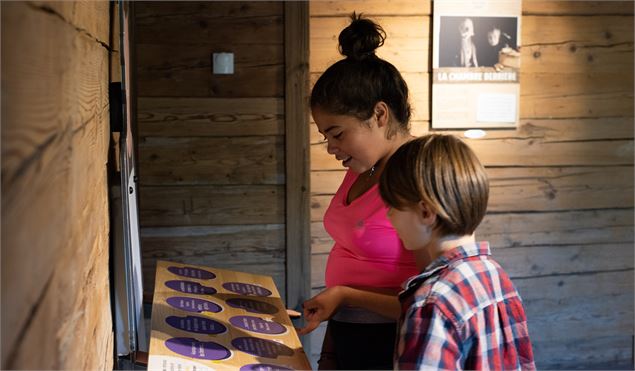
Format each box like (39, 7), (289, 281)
(295, 286), (343, 336)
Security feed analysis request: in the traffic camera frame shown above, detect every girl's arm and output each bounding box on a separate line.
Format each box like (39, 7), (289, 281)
(296, 285), (401, 335)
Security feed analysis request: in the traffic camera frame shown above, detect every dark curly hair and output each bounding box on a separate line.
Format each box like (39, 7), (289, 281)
(310, 13), (412, 137)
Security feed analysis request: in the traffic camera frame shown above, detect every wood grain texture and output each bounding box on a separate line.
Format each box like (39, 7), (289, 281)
(284, 1), (311, 313)
(134, 1), (283, 45)
(138, 136), (284, 185)
(522, 1), (634, 16)
(522, 15), (634, 45)
(139, 185), (285, 227)
(30, 1), (111, 44)
(310, 0), (431, 16)
(136, 43), (284, 97)
(520, 270), (634, 368)
(1, 2), (113, 369)
(134, 2), (284, 98)
(138, 97), (284, 137)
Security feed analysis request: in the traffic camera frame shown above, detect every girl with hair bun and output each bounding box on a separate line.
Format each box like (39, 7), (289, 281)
(297, 14), (418, 369)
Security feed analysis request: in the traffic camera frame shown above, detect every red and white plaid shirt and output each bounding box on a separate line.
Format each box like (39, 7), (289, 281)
(394, 241), (535, 370)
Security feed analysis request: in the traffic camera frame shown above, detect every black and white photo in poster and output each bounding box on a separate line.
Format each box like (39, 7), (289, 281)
(438, 16), (518, 68)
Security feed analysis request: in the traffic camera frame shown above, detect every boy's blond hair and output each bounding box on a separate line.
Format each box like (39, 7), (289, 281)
(379, 134), (489, 237)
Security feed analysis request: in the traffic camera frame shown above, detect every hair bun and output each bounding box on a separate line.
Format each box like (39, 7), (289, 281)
(338, 13), (386, 61)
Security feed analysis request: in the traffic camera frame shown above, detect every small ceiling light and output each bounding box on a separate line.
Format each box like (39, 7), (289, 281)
(464, 129), (486, 139)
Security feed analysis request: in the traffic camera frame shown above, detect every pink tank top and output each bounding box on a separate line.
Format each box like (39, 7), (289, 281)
(324, 170), (419, 290)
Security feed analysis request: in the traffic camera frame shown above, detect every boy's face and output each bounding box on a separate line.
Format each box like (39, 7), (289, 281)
(386, 204), (433, 251)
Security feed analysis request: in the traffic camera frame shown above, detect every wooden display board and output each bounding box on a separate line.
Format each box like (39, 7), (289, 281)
(148, 260), (311, 371)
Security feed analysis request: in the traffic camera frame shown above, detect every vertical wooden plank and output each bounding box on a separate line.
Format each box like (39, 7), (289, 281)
(284, 0), (310, 317)
(1, 1), (113, 368)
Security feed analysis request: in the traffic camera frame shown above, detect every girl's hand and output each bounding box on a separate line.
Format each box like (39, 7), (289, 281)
(296, 286), (343, 335)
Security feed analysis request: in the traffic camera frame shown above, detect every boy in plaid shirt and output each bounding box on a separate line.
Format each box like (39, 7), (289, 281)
(379, 134), (535, 370)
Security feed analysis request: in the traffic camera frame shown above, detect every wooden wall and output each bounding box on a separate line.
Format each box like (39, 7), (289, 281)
(1, 1), (114, 369)
(135, 2), (291, 298)
(309, 1), (634, 369)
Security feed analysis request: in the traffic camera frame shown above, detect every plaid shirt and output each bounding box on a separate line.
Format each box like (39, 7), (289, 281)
(394, 242), (535, 370)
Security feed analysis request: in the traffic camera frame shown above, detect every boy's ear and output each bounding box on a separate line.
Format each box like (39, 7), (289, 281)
(373, 101), (389, 128)
(417, 201), (437, 226)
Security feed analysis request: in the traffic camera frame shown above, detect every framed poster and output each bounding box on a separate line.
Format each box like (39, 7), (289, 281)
(432, 0), (522, 129)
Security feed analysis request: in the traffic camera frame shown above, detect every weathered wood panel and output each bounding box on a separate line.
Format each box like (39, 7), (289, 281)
(520, 72), (633, 118)
(30, 0), (111, 43)
(141, 224), (286, 296)
(523, 1), (634, 16)
(480, 209), (634, 247)
(523, 15), (634, 45)
(521, 90), (633, 118)
(310, 0), (431, 16)
(1, 1), (113, 369)
(495, 243), (634, 278)
(138, 136), (284, 185)
(521, 42), (633, 74)
(285, 1), (312, 316)
(518, 270), (634, 368)
(135, 2), (290, 304)
(521, 71), (634, 98)
(134, 2), (283, 45)
(136, 43), (284, 97)
(135, 2), (284, 97)
(140, 185), (285, 226)
(533, 335), (633, 370)
(137, 97), (284, 137)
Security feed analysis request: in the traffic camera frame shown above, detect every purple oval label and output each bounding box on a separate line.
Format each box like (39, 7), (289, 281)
(166, 315), (227, 334)
(226, 298), (279, 314)
(231, 337), (294, 359)
(166, 296), (222, 313)
(165, 337), (231, 360)
(168, 266), (216, 280)
(240, 364), (295, 371)
(223, 282), (272, 297)
(165, 280), (216, 295)
(229, 315), (286, 335)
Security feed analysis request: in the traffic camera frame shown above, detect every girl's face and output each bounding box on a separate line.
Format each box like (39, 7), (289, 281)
(312, 106), (386, 174)
(386, 204), (433, 251)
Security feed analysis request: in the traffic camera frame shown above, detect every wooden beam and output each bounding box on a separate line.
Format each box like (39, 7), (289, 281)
(284, 1), (310, 317)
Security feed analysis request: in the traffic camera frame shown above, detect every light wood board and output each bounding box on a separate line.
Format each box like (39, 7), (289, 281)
(148, 260), (310, 371)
